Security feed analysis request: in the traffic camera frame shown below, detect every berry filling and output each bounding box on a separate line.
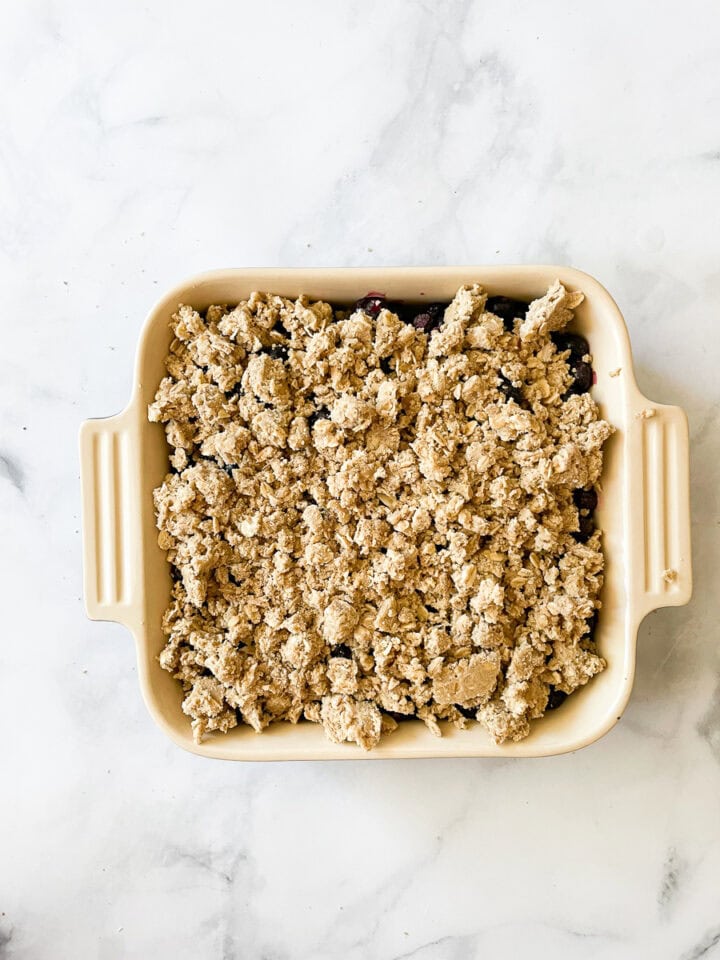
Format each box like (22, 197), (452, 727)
(410, 302), (446, 333)
(486, 295), (528, 331)
(566, 360), (594, 396)
(546, 688), (568, 710)
(355, 295), (387, 318)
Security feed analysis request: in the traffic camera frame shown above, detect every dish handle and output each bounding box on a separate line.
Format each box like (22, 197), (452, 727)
(79, 407), (139, 628)
(634, 400), (693, 618)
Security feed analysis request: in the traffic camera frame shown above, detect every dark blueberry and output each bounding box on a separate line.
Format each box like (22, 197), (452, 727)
(572, 513), (595, 543)
(573, 487), (598, 513)
(566, 360), (593, 396)
(274, 318), (290, 338)
(551, 332), (589, 362)
(379, 356), (393, 375)
(498, 373), (525, 406)
(455, 704), (477, 719)
(355, 295), (386, 318)
(546, 688), (568, 710)
(384, 710), (415, 722)
(265, 343), (288, 361)
(308, 406), (329, 428)
(584, 609), (599, 637)
(391, 302), (415, 325)
(486, 296), (528, 331)
(332, 644), (353, 659)
(410, 302), (447, 333)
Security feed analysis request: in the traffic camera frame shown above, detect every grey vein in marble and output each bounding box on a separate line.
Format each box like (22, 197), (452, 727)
(697, 682), (720, 763)
(658, 847), (685, 911)
(682, 927), (720, 960)
(0, 920), (14, 960)
(0, 452), (24, 495)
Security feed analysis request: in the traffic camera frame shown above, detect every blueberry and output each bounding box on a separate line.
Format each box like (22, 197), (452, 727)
(573, 513), (595, 543)
(332, 644), (353, 659)
(355, 295), (386, 318)
(384, 710), (415, 722)
(410, 302), (447, 333)
(486, 296), (528, 331)
(546, 688), (568, 710)
(265, 343), (288, 361)
(573, 488), (598, 513)
(308, 406), (329, 428)
(584, 609), (599, 637)
(274, 318), (290, 338)
(455, 704), (477, 719)
(498, 373), (525, 406)
(551, 332), (589, 361)
(565, 360), (593, 396)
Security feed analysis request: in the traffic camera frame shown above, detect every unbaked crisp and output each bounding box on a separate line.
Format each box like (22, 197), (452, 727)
(149, 282), (614, 749)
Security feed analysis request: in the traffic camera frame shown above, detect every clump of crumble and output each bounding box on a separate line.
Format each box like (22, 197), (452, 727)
(149, 282), (614, 749)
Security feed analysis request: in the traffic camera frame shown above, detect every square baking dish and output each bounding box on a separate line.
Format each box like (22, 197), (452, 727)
(80, 266), (692, 760)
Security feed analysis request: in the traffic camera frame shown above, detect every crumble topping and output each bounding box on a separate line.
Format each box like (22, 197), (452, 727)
(149, 282), (614, 749)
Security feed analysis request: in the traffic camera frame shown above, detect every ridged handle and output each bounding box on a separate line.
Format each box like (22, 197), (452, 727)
(635, 402), (692, 617)
(79, 408), (137, 626)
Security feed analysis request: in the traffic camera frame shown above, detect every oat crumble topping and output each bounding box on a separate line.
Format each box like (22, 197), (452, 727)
(149, 282), (614, 749)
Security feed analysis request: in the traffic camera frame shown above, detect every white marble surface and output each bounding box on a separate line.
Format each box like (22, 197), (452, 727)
(1, 1), (719, 957)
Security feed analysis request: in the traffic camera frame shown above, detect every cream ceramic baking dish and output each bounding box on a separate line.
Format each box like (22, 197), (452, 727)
(80, 267), (692, 760)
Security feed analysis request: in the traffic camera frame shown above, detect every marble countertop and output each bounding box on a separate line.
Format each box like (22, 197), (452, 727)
(2, 2), (719, 958)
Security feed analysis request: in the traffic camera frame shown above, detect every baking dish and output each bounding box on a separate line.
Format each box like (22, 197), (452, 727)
(80, 266), (692, 760)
